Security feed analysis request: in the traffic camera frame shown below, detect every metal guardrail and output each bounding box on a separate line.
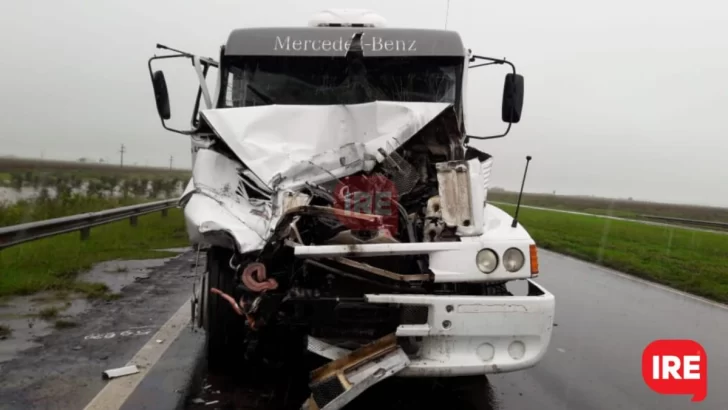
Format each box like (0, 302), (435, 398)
(0, 199), (178, 251)
(640, 214), (728, 229)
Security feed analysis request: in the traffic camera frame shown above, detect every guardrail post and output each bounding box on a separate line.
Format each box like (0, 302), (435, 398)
(80, 227), (90, 241)
(162, 209), (168, 217)
(130, 215), (138, 227)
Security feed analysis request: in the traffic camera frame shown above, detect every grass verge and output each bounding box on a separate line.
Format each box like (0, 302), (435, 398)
(498, 204), (728, 303)
(489, 191), (728, 222)
(0, 208), (189, 298)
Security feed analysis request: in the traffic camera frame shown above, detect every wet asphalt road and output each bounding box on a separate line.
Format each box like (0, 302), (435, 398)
(1, 248), (726, 409)
(0, 251), (200, 410)
(487, 250), (728, 409)
(188, 249), (728, 409)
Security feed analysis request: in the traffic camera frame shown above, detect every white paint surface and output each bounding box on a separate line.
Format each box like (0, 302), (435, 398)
(83, 299), (191, 410)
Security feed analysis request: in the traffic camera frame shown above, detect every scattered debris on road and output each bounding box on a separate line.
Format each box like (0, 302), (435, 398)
(102, 364), (140, 380)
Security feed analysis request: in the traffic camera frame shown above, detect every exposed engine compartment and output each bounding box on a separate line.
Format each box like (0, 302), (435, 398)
(187, 102), (504, 357)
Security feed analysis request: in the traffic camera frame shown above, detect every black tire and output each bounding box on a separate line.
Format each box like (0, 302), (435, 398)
(204, 246), (248, 373)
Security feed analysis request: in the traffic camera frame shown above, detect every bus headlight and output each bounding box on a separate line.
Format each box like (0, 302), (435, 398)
(503, 247), (525, 272)
(476, 249), (498, 273)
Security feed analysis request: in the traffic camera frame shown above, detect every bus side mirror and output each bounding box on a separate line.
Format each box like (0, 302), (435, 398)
(501, 73), (524, 123)
(152, 70), (171, 120)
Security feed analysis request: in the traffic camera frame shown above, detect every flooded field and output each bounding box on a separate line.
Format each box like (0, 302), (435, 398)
(0, 252), (190, 363)
(0, 158), (190, 228)
(0, 156), (190, 206)
(0, 179), (186, 205)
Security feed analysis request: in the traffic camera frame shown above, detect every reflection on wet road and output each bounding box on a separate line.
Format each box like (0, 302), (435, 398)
(0, 252), (199, 410)
(488, 250), (728, 409)
(0, 256), (172, 364)
(188, 249), (728, 409)
(3, 247), (725, 409)
(188, 369), (502, 410)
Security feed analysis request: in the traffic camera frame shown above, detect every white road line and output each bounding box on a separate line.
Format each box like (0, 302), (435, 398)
(83, 299), (192, 410)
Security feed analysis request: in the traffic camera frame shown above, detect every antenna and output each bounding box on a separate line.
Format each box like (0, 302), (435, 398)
(444, 0), (451, 29)
(511, 155), (532, 228)
(169, 155), (173, 170)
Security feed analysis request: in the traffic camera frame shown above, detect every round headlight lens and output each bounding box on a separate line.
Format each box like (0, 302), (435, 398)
(503, 248), (525, 272)
(476, 249), (498, 273)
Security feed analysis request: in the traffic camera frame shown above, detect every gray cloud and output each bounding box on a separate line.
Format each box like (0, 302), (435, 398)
(1, 0), (726, 206)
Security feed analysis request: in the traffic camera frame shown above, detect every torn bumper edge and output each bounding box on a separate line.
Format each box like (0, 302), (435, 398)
(308, 279), (555, 377)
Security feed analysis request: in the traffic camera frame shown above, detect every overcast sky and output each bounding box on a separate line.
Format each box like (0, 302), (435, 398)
(1, 0), (726, 207)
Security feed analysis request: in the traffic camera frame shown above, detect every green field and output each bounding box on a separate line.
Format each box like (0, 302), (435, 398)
(489, 190), (728, 223)
(0, 208), (189, 298)
(498, 204), (728, 303)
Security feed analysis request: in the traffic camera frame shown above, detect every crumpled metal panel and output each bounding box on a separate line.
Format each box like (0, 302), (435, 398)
(435, 160), (471, 228)
(435, 158), (485, 236)
(199, 101), (450, 191)
(182, 148), (272, 253)
(184, 101), (471, 252)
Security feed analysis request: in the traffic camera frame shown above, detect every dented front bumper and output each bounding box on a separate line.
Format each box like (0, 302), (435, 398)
(308, 280), (555, 377)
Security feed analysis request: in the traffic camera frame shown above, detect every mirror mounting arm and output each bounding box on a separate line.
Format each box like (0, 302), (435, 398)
(465, 55), (521, 143)
(156, 44), (219, 68)
(147, 54), (195, 135)
(148, 46), (220, 136)
(469, 55), (515, 73)
(467, 122), (512, 141)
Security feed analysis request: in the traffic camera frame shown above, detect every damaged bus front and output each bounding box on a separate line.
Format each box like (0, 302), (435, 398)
(148, 11), (554, 409)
